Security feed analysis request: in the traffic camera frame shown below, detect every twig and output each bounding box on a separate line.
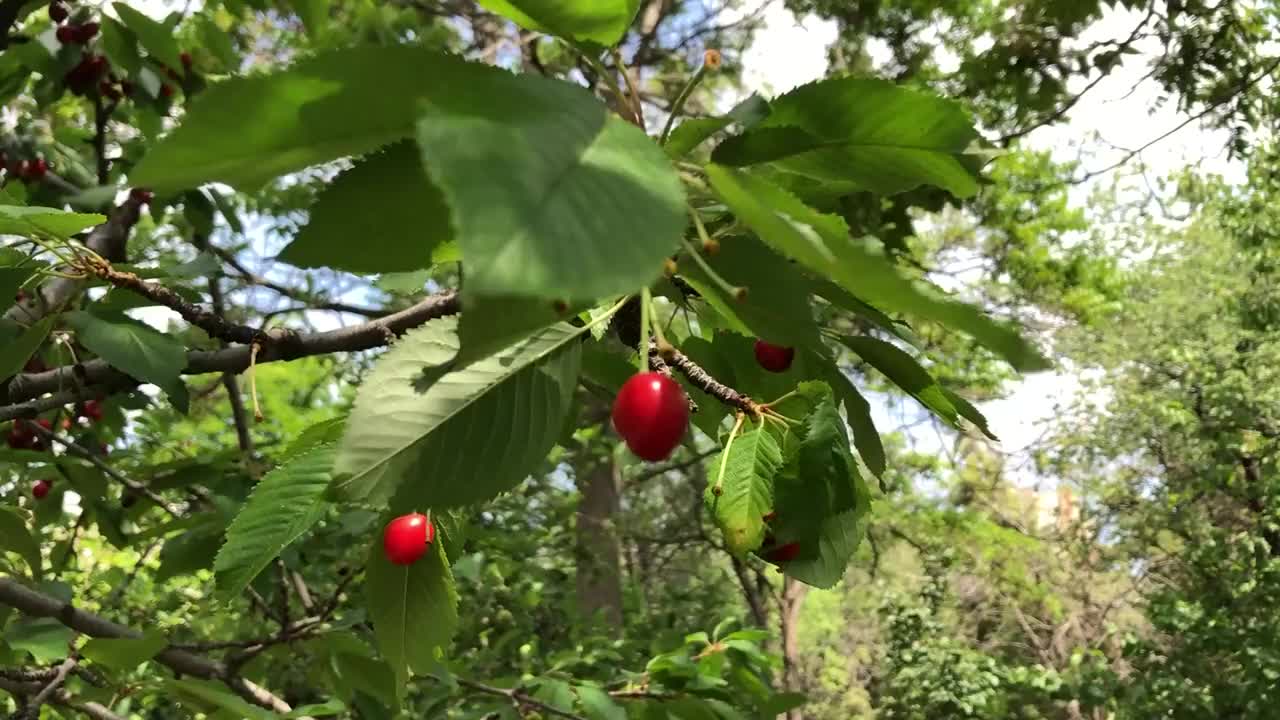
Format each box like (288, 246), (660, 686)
(26, 422), (183, 518)
(0, 579), (299, 714)
(0, 677), (124, 720)
(209, 245), (385, 318)
(19, 651), (80, 720)
(426, 674), (588, 720)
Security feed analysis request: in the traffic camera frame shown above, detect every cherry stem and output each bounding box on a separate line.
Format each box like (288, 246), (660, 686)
(611, 48), (645, 130)
(713, 412), (747, 496)
(659, 53), (715, 145)
(762, 391), (798, 409)
(639, 287), (652, 373)
(248, 341), (263, 422)
(683, 207), (744, 300)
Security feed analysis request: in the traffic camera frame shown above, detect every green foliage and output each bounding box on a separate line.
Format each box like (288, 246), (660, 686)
(414, 69), (685, 305)
(81, 630), (166, 671)
(476, 0), (641, 45)
(365, 530), (458, 693)
(279, 142), (451, 273)
(332, 317), (581, 507)
(713, 77), (983, 198)
(213, 444), (336, 599)
(705, 421), (783, 555)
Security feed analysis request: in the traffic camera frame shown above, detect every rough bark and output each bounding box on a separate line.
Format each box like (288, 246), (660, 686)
(576, 454), (625, 628)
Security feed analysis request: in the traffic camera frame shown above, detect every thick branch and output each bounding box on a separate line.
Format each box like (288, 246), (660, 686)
(2, 290), (461, 419)
(0, 579), (297, 715)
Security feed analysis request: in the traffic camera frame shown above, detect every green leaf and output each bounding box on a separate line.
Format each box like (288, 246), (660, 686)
(705, 423), (783, 555)
(113, 2), (184, 71)
(666, 117), (733, 159)
(194, 15), (237, 72)
(0, 205), (104, 239)
(943, 388), (998, 441)
(166, 678), (277, 720)
(838, 335), (958, 427)
(333, 316), (581, 508)
(5, 618), (72, 663)
(475, 0), (640, 45)
(0, 268), (32, 306)
(156, 522), (223, 582)
(712, 77), (982, 198)
(415, 70), (685, 304)
(816, 354), (885, 476)
(132, 46), (501, 192)
(333, 652), (400, 710)
(81, 630), (167, 670)
(213, 445), (335, 600)
(64, 311), (186, 390)
(0, 506), (41, 580)
(771, 387), (872, 588)
(287, 699), (346, 718)
(679, 234), (820, 349)
(0, 316), (55, 383)
(365, 534), (458, 693)
(535, 679), (576, 713)
(455, 295), (585, 370)
(576, 685), (626, 720)
(279, 142), (450, 273)
(705, 165), (1048, 371)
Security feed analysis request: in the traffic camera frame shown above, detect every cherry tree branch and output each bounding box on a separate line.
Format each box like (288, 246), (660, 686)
(18, 652), (80, 720)
(0, 290), (461, 420)
(208, 245), (386, 318)
(0, 677), (125, 720)
(0, 579), (301, 715)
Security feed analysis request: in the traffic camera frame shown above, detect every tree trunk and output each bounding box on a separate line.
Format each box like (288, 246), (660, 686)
(576, 456), (624, 628)
(779, 577), (809, 720)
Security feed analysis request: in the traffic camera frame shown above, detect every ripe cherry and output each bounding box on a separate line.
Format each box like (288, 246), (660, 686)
(382, 513), (435, 566)
(763, 542), (801, 564)
(180, 52), (192, 70)
(129, 188), (153, 204)
(55, 24), (76, 43)
(754, 340), (795, 373)
(76, 22), (99, 42)
(611, 372), (689, 461)
(82, 399), (103, 422)
(6, 423), (31, 449)
(27, 158), (47, 181)
(32, 479), (52, 500)
(48, 0), (68, 23)
(159, 83), (174, 98)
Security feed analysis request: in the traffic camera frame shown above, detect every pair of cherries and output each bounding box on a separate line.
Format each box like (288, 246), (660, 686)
(611, 340), (794, 462)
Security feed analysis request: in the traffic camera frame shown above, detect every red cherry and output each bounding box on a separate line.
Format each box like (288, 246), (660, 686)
(129, 187), (153, 204)
(82, 399), (103, 422)
(159, 83), (174, 98)
(76, 22), (99, 42)
(762, 511), (777, 523)
(32, 479), (52, 500)
(762, 542), (801, 564)
(6, 423), (31, 449)
(180, 52), (192, 70)
(753, 340), (795, 373)
(27, 158), (47, 181)
(56, 24), (76, 43)
(382, 513), (435, 565)
(611, 372), (689, 461)
(48, 0), (68, 23)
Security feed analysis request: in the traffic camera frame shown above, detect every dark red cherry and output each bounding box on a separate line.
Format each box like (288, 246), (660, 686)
(32, 479), (52, 500)
(754, 340), (795, 373)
